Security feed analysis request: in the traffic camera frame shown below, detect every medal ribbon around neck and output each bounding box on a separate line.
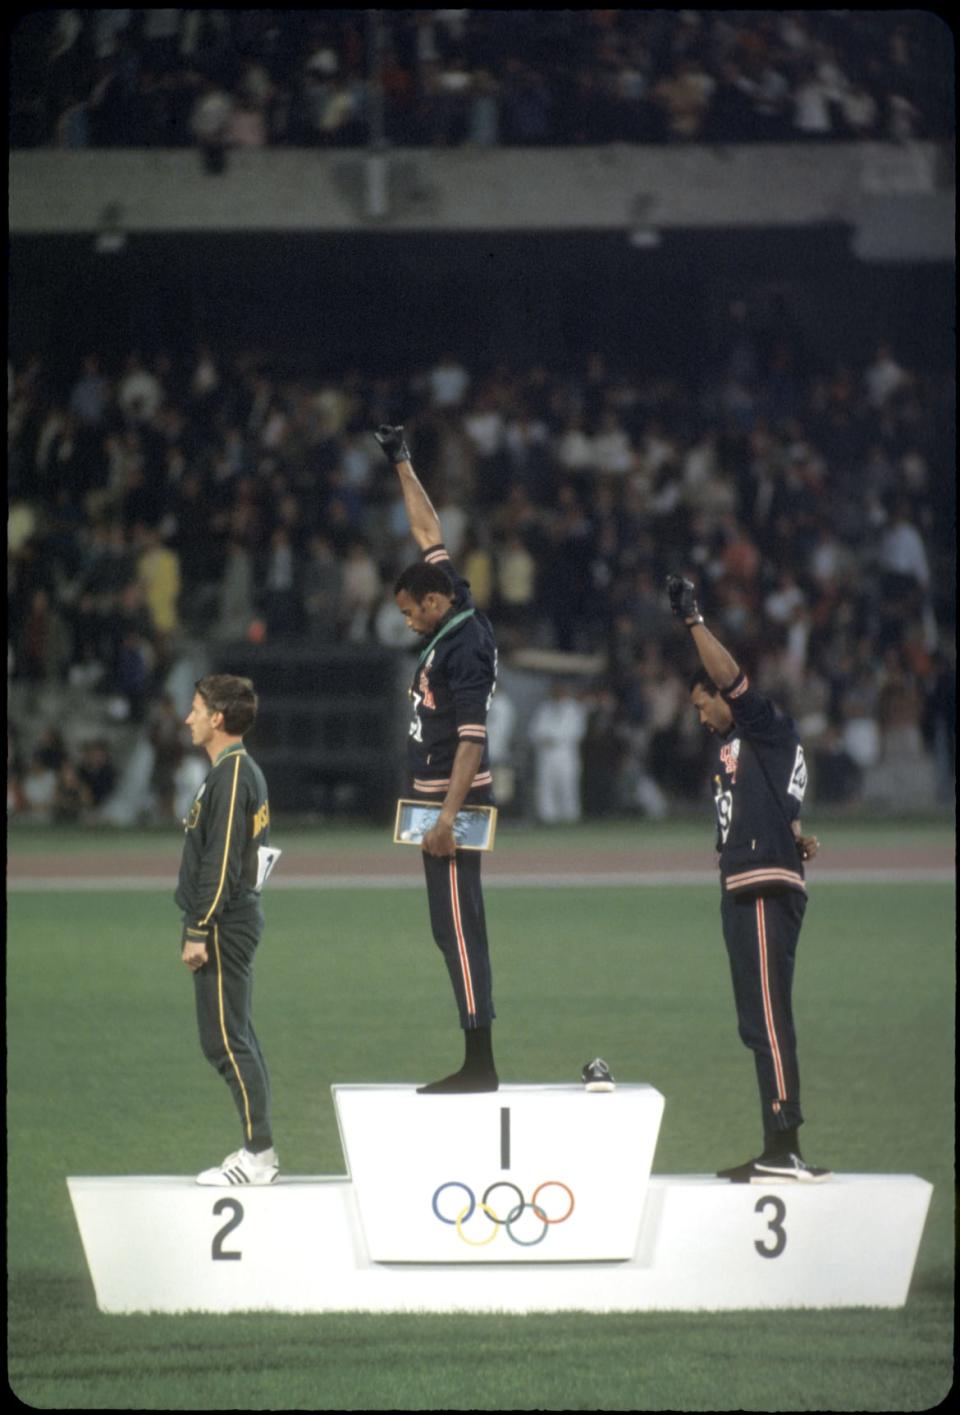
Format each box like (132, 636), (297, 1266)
(415, 607), (475, 672)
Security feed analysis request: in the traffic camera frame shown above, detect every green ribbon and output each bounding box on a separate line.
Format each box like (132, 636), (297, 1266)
(415, 608), (475, 672)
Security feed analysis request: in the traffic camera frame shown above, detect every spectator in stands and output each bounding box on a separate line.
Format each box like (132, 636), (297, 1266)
(191, 76), (233, 172)
(878, 499), (931, 629)
(494, 532), (537, 639)
(434, 485), (468, 561)
(635, 643), (692, 798)
(148, 692), (186, 822)
(707, 59), (759, 143)
(301, 533), (343, 641)
(189, 344), (221, 427)
(748, 58), (792, 141)
(500, 60), (554, 144)
(592, 410), (635, 477)
(812, 722), (863, 805)
(468, 70), (500, 146)
(837, 653), (883, 775)
(262, 526), (301, 639)
(69, 354), (110, 427)
(460, 525), (494, 613)
(462, 389), (509, 503)
(5, 315), (953, 817)
(7, 730), (28, 816)
(112, 625), (152, 724)
(9, 10), (954, 152)
(52, 758), (93, 822)
(230, 94), (268, 150)
(76, 738), (117, 809)
(652, 58), (715, 140)
(17, 588), (71, 684)
(135, 525), (182, 657)
(117, 354), (164, 424)
(864, 342), (908, 410)
(556, 415), (596, 476)
(428, 352), (471, 411)
(580, 687), (625, 817)
(528, 681), (589, 824)
(215, 538), (256, 643)
(764, 567), (806, 626)
(922, 645), (956, 805)
(340, 537), (382, 641)
(887, 91), (921, 142)
(20, 754), (55, 820)
(539, 487), (592, 651)
(486, 681), (517, 808)
(841, 82), (879, 138)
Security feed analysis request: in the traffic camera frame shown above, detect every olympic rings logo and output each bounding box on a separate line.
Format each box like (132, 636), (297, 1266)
(431, 1180), (575, 1247)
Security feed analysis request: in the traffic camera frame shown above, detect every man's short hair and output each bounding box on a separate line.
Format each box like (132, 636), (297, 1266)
(689, 667), (720, 696)
(394, 562), (455, 601)
(195, 674), (258, 736)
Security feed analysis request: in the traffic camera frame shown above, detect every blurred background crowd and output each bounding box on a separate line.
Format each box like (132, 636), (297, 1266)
(8, 303), (955, 823)
(11, 8), (953, 154)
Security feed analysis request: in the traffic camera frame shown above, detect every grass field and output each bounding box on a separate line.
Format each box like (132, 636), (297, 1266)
(6, 823), (955, 1410)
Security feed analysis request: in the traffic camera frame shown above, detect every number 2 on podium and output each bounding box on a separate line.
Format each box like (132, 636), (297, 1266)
(212, 1198), (244, 1261)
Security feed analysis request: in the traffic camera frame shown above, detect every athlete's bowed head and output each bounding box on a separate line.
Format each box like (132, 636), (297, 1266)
(394, 562), (457, 637)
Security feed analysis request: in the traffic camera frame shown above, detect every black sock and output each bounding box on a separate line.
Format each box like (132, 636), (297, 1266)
(416, 1027), (498, 1094)
(464, 1024), (495, 1073)
(763, 1126), (800, 1159)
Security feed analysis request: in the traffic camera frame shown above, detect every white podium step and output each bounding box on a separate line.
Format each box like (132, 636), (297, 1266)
(66, 1085), (933, 1313)
(66, 1172), (932, 1314)
(334, 1083), (665, 1262)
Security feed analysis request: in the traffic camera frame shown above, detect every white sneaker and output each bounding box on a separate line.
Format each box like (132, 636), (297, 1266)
(717, 1152), (832, 1184)
(196, 1147), (279, 1186)
(751, 1152), (832, 1183)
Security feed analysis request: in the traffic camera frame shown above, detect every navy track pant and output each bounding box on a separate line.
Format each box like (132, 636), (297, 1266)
(721, 888), (806, 1139)
(422, 849), (495, 1030)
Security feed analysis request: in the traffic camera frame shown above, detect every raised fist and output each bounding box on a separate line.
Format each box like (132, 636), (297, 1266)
(666, 574), (704, 626)
(374, 425), (411, 464)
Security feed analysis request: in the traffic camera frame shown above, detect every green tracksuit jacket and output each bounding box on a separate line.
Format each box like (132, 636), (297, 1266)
(175, 743), (270, 946)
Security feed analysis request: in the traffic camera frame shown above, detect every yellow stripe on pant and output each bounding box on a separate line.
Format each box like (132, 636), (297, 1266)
(213, 923), (253, 1143)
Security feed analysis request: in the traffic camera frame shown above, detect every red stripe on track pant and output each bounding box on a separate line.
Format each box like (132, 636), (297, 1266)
(422, 850), (495, 1029)
(720, 888), (805, 1136)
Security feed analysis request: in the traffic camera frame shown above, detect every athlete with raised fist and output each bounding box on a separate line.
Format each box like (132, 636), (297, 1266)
(375, 425), (500, 1094)
(667, 574), (832, 1183)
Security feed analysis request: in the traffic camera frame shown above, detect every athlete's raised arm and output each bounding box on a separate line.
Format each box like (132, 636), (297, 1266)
(666, 574), (740, 689)
(374, 424), (442, 551)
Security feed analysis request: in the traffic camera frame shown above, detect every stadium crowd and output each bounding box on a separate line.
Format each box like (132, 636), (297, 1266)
(8, 305), (955, 820)
(11, 9), (952, 153)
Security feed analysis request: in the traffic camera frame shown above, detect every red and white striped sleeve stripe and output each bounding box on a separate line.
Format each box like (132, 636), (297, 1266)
(424, 546), (451, 565)
(457, 723), (487, 741)
(413, 771), (493, 793)
(725, 867), (806, 893)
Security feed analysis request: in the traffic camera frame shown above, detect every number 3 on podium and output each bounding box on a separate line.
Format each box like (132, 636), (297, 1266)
(754, 1195), (787, 1259)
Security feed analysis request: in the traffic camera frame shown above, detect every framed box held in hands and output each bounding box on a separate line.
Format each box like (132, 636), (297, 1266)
(393, 800), (497, 851)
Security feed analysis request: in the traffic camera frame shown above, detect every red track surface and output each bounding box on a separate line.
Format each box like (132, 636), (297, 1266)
(8, 842), (954, 880)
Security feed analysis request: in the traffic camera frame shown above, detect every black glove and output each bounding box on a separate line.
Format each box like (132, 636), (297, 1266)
(374, 425), (411, 464)
(666, 575), (704, 626)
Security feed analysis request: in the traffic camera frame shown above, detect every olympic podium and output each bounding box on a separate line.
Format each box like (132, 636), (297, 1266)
(67, 1084), (932, 1314)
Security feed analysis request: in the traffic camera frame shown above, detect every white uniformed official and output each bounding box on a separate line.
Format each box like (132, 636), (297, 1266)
(528, 683), (588, 824)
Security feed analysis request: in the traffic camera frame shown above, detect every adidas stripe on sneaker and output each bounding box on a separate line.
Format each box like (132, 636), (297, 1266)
(196, 1147), (279, 1187)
